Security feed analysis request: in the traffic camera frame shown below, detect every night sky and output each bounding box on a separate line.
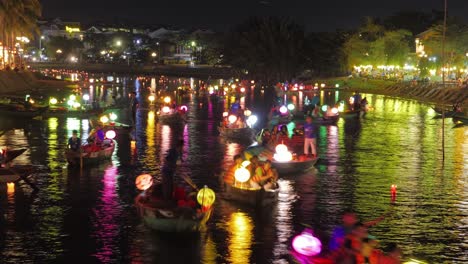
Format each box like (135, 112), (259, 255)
(41, 0), (468, 31)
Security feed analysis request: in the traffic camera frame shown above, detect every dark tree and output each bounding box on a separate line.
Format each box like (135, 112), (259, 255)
(222, 17), (306, 84)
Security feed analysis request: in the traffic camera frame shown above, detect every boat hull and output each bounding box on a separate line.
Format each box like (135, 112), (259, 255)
(224, 183), (278, 207)
(135, 194), (211, 233)
(66, 142), (115, 166)
(271, 158), (317, 174)
(0, 105), (48, 118)
(219, 127), (255, 141)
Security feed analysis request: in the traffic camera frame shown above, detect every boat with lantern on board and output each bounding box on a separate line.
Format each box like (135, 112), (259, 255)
(134, 174), (214, 233)
(245, 143), (317, 175)
(158, 105), (188, 124)
(66, 130), (116, 167)
(218, 110), (258, 143)
(222, 158), (279, 207)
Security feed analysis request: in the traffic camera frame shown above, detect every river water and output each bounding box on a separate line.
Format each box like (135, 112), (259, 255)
(0, 74), (467, 263)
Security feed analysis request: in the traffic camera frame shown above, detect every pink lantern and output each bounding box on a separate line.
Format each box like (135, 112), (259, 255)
(179, 105), (188, 112)
(223, 111), (229, 117)
(279, 106), (288, 114)
(292, 229), (322, 256)
(105, 130), (116, 139)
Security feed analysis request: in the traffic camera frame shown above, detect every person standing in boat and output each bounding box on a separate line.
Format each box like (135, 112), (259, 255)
(68, 130), (81, 152)
(162, 140), (184, 201)
(129, 92), (139, 122)
(303, 116), (317, 158)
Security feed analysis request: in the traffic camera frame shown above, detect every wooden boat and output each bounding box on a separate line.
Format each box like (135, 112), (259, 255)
(218, 126), (255, 141)
(0, 104), (48, 118)
(66, 140), (115, 166)
(245, 146), (317, 175)
(42, 108), (103, 118)
(340, 109), (364, 119)
(0, 165), (35, 183)
(271, 158), (318, 174)
(158, 112), (186, 124)
(224, 183), (278, 207)
(1, 148), (27, 164)
(452, 113), (468, 125)
(135, 192), (212, 233)
(103, 122), (132, 134)
(313, 115), (339, 125)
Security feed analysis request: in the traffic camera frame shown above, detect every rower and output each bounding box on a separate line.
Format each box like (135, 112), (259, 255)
(68, 130), (81, 152)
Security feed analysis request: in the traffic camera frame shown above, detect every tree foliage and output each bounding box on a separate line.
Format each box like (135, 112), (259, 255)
(223, 17), (305, 84)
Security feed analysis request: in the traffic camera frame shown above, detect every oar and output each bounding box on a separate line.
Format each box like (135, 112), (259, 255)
(181, 175), (199, 191)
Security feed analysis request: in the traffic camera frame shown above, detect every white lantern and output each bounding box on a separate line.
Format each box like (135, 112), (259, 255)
(275, 144), (288, 154)
(228, 115), (237, 124)
(234, 167), (250, 183)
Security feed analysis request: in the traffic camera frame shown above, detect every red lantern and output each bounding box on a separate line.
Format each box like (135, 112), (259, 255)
(391, 184), (397, 203)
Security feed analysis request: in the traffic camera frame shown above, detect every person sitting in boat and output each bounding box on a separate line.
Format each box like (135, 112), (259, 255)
(360, 97), (368, 112)
(353, 92), (362, 111)
(68, 130), (81, 152)
(234, 115), (246, 128)
(261, 129), (271, 146)
(277, 125), (290, 144)
(250, 160), (278, 190)
(247, 155), (261, 177)
(230, 100), (241, 115)
(224, 154), (243, 186)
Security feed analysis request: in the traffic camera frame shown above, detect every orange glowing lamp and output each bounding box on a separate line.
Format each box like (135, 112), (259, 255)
(135, 174), (153, 191)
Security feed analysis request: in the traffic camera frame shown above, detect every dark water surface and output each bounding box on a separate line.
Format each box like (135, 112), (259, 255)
(0, 75), (467, 263)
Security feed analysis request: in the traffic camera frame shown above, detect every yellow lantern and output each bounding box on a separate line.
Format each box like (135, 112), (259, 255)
(234, 167), (250, 183)
(163, 96), (171, 104)
(223, 111), (229, 117)
(49, 97), (58, 105)
(100, 115), (109, 123)
(162, 106), (170, 113)
(197, 185), (216, 207)
(244, 109), (252, 117)
(135, 174), (153, 191)
(7, 182), (14, 194)
(148, 95), (155, 102)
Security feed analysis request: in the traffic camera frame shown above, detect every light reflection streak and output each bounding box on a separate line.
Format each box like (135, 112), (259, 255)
(227, 212), (253, 264)
(93, 165), (121, 263)
(159, 125), (171, 162)
(273, 179), (295, 262)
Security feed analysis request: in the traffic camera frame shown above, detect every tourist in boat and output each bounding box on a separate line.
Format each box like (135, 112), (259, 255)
(162, 140), (184, 201)
(361, 97), (368, 112)
(250, 160), (278, 190)
(277, 125), (290, 144)
(261, 129), (271, 146)
(353, 92), (362, 111)
(68, 130), (81, 152)
(302, 116), (317, 158)
(224, 154), (243, 185)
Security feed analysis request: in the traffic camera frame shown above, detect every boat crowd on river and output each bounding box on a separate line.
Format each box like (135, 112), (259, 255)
(1, 78), (449, 263)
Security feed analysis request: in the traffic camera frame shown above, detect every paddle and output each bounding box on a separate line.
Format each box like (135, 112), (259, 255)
(181, 175), (199, 191)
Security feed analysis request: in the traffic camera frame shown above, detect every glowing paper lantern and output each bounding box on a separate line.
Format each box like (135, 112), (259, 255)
(148, 95), (155, 102)
(287, 104), (295, 111)
(197, 186), (216, 207)
(223, 111), (229, 117)
(100, 115), (109, 123)
(275, 144), (288, 154)
(246, 115), (258, 127)
(105, 130), (116, 139)
(241, 160), (251, 168)
(83, 94), (90, 101)
(320, 83), (326, 88)
(279, 106), (288, 114)
(179, 105), (188, 112)
(321, 105), (328, 112)
(7, 182), (14, 194)
(335, 84), (340, 88)
(228, 115), (237, 124)
(292, 229), (322, 256)
(163, 96), (171, 104)
(67, 100), (75, 106)
(234, 167), (251, 183)
(135, 174), (153, 191)
(73, 102), (81, 108)
(349, 97), (354, 105)
(109, 112), (118, 121)
(331, 107), (339, 114)
(49, 97), (58, 105)
(244, 109), (252, 117)
(240, 87), (246, 93)
(274, 151), (292, 162)
(162, 106), (170, 113)
(69, 94), (76, 101)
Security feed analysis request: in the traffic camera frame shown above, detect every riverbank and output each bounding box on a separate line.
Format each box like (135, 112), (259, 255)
(313, 77), (468, 114)
(30, 62), (236, 79)
(0, 70), (77, 96)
